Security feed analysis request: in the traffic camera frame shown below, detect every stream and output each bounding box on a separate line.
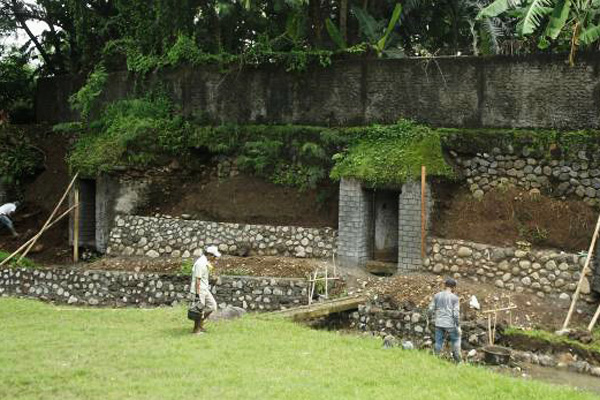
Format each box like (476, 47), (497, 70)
(498, 363), (600, 396)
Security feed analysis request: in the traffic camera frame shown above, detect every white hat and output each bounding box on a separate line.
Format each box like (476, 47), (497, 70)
(205, 245), (221, 258)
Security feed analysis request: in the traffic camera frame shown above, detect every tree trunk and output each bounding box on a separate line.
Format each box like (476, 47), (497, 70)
(309, 0), (323, 46)
(340, 0), (348, 41)
(11, 0), (56, 73)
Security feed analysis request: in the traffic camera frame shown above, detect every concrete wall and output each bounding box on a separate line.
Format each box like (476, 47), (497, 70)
(0, 267), (308, 310)
(37, 54), (600, 129)
(70, 174), (152, 253)
(398, 181), (432, 271)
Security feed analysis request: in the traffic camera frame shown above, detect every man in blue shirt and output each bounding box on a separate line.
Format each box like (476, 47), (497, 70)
(428, 278), (462, 362)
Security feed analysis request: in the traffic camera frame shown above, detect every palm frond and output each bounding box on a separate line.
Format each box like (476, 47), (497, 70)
(520, 0), (554, 35)
(477, 0), (520, 19)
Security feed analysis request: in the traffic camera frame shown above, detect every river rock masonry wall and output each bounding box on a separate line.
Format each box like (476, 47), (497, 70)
(0, 267), (308, 310)
(107, 215), (337, 259)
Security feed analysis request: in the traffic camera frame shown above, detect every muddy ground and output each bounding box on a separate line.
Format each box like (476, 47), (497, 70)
(0, 128), (72, 264)
(348, 272), (595, 331)
(139, 173), (339, 228)
(432, 185), (597, 252)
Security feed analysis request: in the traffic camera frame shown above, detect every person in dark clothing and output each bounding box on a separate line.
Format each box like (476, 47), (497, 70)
(428, 278), (461, 362)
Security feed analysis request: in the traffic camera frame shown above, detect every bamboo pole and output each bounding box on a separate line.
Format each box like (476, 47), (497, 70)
(19, 173), (79, 261)
(0, 204), (78, 267)
(73, 184), (80, 262)
(421, 166), (427, 259)
(587, 304), (600, 331)
(562, 213), (600, 330)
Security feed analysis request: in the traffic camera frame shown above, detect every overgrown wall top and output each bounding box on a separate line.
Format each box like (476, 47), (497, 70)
(37, 54), (600, 129)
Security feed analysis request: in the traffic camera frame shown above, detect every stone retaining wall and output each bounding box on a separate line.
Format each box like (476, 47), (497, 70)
(0, 267), (308, 310)
(452, 146), (600, 205)
(425, 237), (594, 302)
(350, 295), (488, 349)
(107, 215), (337, 259)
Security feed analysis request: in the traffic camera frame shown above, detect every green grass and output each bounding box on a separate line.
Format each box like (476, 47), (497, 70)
(0, 298), (596, 400)
(0, 250), (38, 268)
(505, 326), (600, 354)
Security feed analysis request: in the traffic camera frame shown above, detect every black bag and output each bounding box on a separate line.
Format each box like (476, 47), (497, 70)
(187, 308), (203, 321)
(187, 296), (205, 321)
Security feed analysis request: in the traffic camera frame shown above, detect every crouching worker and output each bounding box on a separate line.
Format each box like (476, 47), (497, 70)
(428, 278), (462, 363)
(0, 201), (19, 237)
(189, 245), (221, 334)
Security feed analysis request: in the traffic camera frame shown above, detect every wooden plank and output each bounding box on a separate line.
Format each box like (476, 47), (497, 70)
(269, 295), (367, 321)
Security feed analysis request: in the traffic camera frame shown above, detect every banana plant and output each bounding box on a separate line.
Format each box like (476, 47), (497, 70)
(477, 0), (600, 64)
(326, 3), (403, 57)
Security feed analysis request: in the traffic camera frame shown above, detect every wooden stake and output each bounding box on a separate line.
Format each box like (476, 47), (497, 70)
(19, 172), (79, 261)
(487, 314), (493, 345)
(73, 184), (80, 263)
(563, 213), (600, 330)
(324, 265), (328, 300)
(492, 312), (497, 344)
(0, 204), (78, 267)
(309, 270), (317, 305)
(332, 251), (337, 278)
(421, 166), (427, 259)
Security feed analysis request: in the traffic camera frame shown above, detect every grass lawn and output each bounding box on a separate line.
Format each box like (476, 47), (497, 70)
(0, 298), (597, 400)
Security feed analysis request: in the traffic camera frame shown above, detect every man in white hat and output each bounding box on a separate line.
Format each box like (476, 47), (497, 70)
(190, 245), (221, 334)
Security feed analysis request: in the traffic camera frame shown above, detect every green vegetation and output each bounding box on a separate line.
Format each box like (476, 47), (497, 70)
(68, 65), (108, 121)
(440, 128), (600, 158)
(504, 327), (600, 355)
(478, 0), (600, 65)
(0, 125), (44, 186)
(0, 251), (38, 269)
(64, 94), (452, 187)
(0, 47), (36, 122)
(180, 258), (194, 275)
(331, 121), (454, 186)
(66, 94), (190, 176)
(0, 298), (596, 400)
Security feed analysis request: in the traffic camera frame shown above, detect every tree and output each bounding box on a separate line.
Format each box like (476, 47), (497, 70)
(477, 0), (600, 64)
